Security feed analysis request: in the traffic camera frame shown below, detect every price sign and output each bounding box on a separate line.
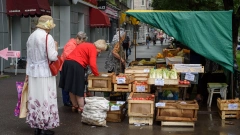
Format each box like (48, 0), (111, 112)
(111, 105), (120, 111)
(156, 102), (166, 107)
(155, 78), (164, 86)
(116, 77), (126, 84)
(136, 85), (145, 92)
(185, 73), (195, 81)
(143, 69), (150, 73)
(228, 103), (238, 110)
(116, 101), (125, 105)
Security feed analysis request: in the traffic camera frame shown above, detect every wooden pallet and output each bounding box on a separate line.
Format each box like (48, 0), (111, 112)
(161, 121), (195, 127)
(129, 116), (153, 125)
(88, 73), (114, 92)
(218, 110), (240, 119)
(114, 84), (132, 92)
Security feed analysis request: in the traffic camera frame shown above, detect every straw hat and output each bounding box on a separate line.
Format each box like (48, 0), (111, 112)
(36, 15), (56, 30)
(94, 39), (107, 51)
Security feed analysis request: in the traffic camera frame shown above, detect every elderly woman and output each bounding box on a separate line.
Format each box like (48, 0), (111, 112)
(60, 31), (87, 107)
(59, 39), (107, 113)
(25, 15), (59, 135)
(105, 29), (126, 74)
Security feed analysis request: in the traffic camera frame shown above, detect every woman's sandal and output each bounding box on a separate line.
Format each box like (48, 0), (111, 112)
(78, 107), (83, 114)
(72, 106), (78, 113)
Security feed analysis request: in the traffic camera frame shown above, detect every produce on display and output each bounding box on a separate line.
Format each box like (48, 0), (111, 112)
(149, 68), (178, 79)
(179, 80), (190, 85)
(156, 53), (164, 58)
(130, 94), (155, 100)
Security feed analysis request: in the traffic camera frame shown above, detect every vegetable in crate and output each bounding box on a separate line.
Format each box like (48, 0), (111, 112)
(162, 90), (173, 98)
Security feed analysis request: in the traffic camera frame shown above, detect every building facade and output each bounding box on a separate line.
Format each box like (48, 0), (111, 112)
(0, 0), (131, 74)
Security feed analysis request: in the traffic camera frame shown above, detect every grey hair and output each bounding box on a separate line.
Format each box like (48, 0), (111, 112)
(76, 31), (88, 41)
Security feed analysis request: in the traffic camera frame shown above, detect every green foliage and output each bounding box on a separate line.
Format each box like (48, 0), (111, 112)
(151, 0), (225, 11)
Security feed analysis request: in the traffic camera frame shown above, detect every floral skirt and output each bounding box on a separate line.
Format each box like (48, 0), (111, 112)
(26, 76), (60, 130)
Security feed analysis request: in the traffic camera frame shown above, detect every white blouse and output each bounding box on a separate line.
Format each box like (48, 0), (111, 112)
(26, 28), (58, 77)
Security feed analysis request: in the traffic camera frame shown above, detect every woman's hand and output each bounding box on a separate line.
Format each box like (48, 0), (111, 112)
(55, 41), (58, 51)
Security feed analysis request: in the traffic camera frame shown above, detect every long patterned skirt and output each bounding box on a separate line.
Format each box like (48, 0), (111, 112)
(26, 76), (60, 130)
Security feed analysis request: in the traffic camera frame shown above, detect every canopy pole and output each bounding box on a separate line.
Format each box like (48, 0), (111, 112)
(118, 16), (122, 74)
(134, 25), (136, 61)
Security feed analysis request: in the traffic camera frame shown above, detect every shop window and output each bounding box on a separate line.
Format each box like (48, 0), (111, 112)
(142, 0), (145, 6)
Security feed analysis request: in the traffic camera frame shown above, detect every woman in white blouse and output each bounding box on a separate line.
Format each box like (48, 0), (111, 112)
(25, 15), (59, 135)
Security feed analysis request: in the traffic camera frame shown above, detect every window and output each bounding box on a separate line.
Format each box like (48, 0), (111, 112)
(142, 0), (145, 5)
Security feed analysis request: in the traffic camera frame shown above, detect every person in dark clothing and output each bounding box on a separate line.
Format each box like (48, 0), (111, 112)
(122, 33), (130, 60)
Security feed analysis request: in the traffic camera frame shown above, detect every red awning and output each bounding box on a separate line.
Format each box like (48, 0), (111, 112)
(90, 8), (111, 28)
(6, 0), (51, 17)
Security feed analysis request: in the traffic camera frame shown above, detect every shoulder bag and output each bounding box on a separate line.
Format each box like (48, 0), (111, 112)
(46, 34), (63, 76)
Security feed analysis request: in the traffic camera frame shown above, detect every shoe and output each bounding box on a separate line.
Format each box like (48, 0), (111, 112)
(78, 107), (84, 114)
(72, 106), (78, 112)
(34, 128), (42, 135)
(64, 102), (72, 107)
(40, 130), (55, 135)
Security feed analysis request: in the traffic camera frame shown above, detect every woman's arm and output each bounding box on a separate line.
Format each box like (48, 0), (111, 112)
(112, 42), (125, 63)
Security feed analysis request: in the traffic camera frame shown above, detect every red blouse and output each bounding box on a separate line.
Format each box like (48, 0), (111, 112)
(66, 42), (99, 76)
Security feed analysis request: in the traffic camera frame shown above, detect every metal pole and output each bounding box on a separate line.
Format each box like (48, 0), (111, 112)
(134, 25), (136, 61)
(118, 16), (122, 73)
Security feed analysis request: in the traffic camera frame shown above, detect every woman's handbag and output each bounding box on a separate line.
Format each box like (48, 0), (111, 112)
(14, 82), (24, 117)
(46, 34), (63, 76)
(19, 82), (28, 118)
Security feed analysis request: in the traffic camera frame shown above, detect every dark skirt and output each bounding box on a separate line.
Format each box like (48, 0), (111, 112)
(59, 60), (85, 97)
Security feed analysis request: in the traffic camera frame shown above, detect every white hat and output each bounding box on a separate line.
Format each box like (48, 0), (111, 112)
(36, 15), (56, 30)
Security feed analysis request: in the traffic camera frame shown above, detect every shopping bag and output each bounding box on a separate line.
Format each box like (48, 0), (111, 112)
(19, 82), (28, 118)
(14, 82), (24, 117)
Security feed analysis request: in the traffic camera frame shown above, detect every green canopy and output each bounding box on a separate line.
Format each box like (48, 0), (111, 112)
(126, 10), (233, 72)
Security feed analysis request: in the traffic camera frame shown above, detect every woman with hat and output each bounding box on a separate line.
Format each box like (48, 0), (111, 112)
(59, 39), (107, 113)
(25, 15), (59, 135)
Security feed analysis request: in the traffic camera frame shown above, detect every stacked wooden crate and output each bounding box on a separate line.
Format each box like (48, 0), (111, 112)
(217, 98), (240, 119)
(155, 100), (199, 127)
(88, 73), (115, 92)
(112, 73), (135, 92)
(128, 93), (155, 125)
(125, 66), (153, 93)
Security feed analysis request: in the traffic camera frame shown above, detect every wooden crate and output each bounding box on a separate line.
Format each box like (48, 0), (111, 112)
(217, 98), (240, 119)
(128, 92), (155, 117)
(106, 101), (126, 122)
(156, 100), (199, 122)
(88, 73), (114, 92)
(112, 74), (135, 84)
(114, 84), (132, 92)
(129, 116), (153, 125)
(147, 78), (179, 85)
(125, 67), (152, 81)
(132, 81), (150, 93)
(172, 64), (204, 73)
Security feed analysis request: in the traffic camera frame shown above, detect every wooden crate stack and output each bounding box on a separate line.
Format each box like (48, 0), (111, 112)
(88, 73), (114, 92)
(125, 66), (153, 93)
(155, 100), (199, 127)
(217, 98), (240, 119)
(112, 73), (135, 92)
(128, 92), (155, 125)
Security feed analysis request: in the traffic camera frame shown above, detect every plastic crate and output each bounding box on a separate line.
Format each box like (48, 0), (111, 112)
(180, 73), (199, 84)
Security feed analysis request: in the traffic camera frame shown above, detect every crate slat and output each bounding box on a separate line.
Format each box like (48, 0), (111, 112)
(114, 84), (132, 92)
(129, 116), (153, 125)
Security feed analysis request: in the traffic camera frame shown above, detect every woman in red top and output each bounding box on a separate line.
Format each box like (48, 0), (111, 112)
(60, 31), (87, 107)
(59, 39), (107, 113)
